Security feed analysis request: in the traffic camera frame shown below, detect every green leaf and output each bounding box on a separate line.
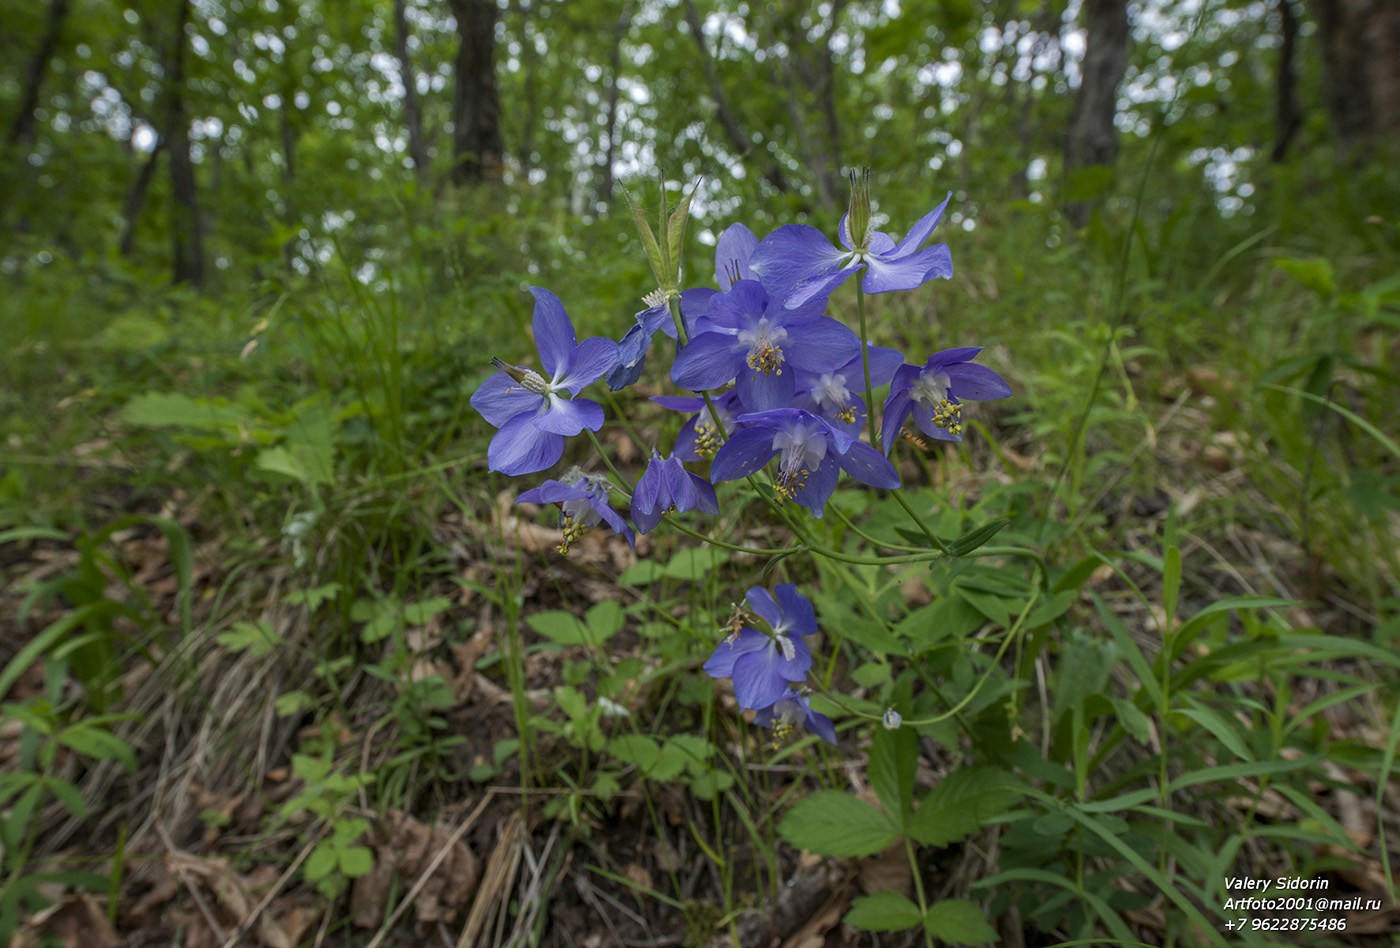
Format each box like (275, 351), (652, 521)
(402, 597), (451, 624)
(955, 586), (1012, 628)
(621, 185), (666, 289)
(585, 600), (624, 641)
(870, 723), (917, 828)
(554, 685), (588, 721)
(618, 561), (664, 585)
(1273, 256), (1337, 300)
(923, 899), (998, 945)
(907, 768), (1023, 848)
(663, 546), (729, 580)
(275, 691), (313, 717)
(666, 180), (700, 285)
(844, 891), (923, 932)
(526, 610), (594, 646)
(304, 844), (336, 882)
(122, 392), (253, 430)
(777, 791), (897, 857)
(1171, 703), (1252, 761)
(338, 846), (373, 877)
(58, 726), (136, 772)
(608, 734), (660, 772)
(948, 517), (1009, 556)
(286, 583), (342, 610)
(1112, 698), (1152, 745)
(217, 620), (279, 657)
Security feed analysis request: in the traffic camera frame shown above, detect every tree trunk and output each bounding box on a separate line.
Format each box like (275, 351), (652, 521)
(166, 0), (204, 285)
(682, 0), (791, 194)
(598, 5), (631, 206)
(394, 0), (430, 178)
(119, 138), (165, 257)
(1063, 0), (1129, 225)
(1309, 0), (1400, 146)
(7, 0), (70, 148)
(1272, 0), (1302, 162)
(447, 0), (503, 184)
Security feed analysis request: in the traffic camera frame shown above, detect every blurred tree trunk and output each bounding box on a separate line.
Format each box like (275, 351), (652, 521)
(7, 0), (70, 148)
(1063, 0), (1128, 226)
(598, 5), (632, 205)
(1272, 0), (1302, 161)
(682, 0), (791, 194)
(1309, 0), (1400, 146)
(394, 0), (430, 178)
(166, 0), (204, 285)
(447, 0), (504, 184)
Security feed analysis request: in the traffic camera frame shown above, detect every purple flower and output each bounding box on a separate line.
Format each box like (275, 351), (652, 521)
(703, 585), (818, 710)
(631, 451), (720, 534)
(709, 408), (899, 518)
(754, 689), (837, 746)
(470, 288), (619, 475)
(606, 288), (717, 391)
(517, 468), (635, 553)
(793, 344), (905, 437)
(650, 390), (743, 461)
(714, 222), (759, 289)
(749, 180), (953, 309)
(880, 347), (1013, 455)
(671, 280), (859, 413)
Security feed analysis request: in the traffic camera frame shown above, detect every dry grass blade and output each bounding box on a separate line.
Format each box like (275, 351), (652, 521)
(456, 808), (527, 948)
(363, 790), (496, 948)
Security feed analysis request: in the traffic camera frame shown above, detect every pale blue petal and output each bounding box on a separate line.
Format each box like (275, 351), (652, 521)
(861, 244), (953, 294)
(471, 371), (544, 428)
(532, 396), (603, 436)
(672, 333), (744, 391)
(945, 362), (1013, 400)
(774, 584), (817, 638)
(708, 428), (775, 482)
(892, 192), (951, 257)
(838, 440), (901, 489)
(746, 587), (781, 628)
(562, 337), (621, 394)
(488, 413), (563, 475)
(703, 627), (767, 679)
(528, 287), (576, 377)
(733, 646), (788, 710)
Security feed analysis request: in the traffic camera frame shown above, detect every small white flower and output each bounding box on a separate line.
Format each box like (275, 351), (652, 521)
(882, 707), (903, 730)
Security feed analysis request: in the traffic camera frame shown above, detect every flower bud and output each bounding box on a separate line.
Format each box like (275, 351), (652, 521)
(882, 707), (902, 730)
(847, 168), (872, 251)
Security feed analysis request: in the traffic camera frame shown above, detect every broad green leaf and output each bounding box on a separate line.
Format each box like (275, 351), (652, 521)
(663, 546), (728, 580)
(870, 723), (917, 828)
(1273, 256), (1336, 300)
(585, 600), (624, 641)
(339, 846), (373, 877)
(844, 891), (922, 932)
(907, 767), (1023, 848)
(608, 735), (660, 772)
(526, 610), (594, 646)
(122, 392), (253, 430)
(1171, 703), (1252, 761)
(923, 899), (998, 945)
(403, 597), (451, 625)
(217, 620), (279, 657)
(777, 791), (898, 857)
(618, 561), (664, 585)
(58, 726), (136, 772)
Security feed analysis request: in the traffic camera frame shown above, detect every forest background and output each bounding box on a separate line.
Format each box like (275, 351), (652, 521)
(1, 0), (1398, 946)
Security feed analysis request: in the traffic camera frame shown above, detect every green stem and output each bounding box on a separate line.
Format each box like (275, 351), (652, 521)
(856, 281), (879, 450)
(585, 429), (634, 496)
(890, 489), (953, 557)
(905, 836), (935, 948)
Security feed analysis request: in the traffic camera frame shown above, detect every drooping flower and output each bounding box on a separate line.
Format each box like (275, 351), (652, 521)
(708, 408), (899, 518)
(793, 343), (905, 437)
(748, 171), (954, 310)
(630, 451), (720, 534)
(879, 347), (1012, 455)
(516, 468), (635, 553)
(606, 288), (718, 391)
(650, 390), (743, 461)
(754, 689), (837, 746)
(671, 280), (859, 412)
(702, 585), (818, 710)
(470, 288), (619, 475)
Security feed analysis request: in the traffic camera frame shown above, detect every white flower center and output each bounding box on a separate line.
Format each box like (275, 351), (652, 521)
(811, 372), (850, 410)
(912, 369), (951, 406)
(737, 317), (789, 376)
